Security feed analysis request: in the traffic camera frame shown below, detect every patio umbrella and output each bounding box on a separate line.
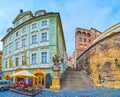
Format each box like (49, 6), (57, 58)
(10, 70), (36, 78)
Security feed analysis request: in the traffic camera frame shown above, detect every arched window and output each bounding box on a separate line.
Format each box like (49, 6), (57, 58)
(87, 33), (91, 37)
(79, 37), (82, 42)
(89, 39), (91, 43)
(84, 38), (86, 42)
(82, 32), (86, 36)
(77, 31), (81, 35)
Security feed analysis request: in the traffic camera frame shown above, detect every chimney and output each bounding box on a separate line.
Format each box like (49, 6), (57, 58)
(20, 9), (23, 13)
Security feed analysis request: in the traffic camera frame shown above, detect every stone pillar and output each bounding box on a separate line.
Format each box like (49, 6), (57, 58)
(50, 66), (61, 91)
(50, 55), (61, 91)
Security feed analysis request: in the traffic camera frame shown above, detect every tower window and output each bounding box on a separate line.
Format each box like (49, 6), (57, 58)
(87, 33), (91, 37)
(84, 38), (86, 42)
(77, 31), (81, 35)
(82, 32), (86, 36)
(89, 39), (91, 43)
(79, 38), (82, 42)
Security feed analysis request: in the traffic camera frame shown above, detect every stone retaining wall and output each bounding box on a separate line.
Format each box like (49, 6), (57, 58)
(77, 32), (120, 88)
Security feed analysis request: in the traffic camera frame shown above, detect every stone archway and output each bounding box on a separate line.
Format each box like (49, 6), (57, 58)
(4, 71), (11, 80)
(33, 69), (46, 88)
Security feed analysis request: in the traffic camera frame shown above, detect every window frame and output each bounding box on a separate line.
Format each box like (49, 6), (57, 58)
(41, 52), (47, 64)
(15, 41), (19, 50)
(32, 23), (37, 29)
(16, 57), (19, 66)
(41, 32), (47, 41)
(41, 20), (47, 26)
(22, 38), (26, 47)
(32, 35), (37, 44)
(32, 53), (37, 64)
(22, 27), (26, 33)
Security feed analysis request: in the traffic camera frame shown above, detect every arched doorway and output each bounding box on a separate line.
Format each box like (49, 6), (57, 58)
(4, 71), (11, 80)
(33, 69), (46, 88)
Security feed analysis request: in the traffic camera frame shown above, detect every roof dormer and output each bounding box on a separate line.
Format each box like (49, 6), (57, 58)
(13, 9), (33, 27)
(35, 10), (46, 17)
(7, 27), (13, 33)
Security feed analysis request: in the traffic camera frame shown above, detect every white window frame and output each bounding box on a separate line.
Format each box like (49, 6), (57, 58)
(22, 17), (26, 22)
(15, 57), (19, 66)
(16, 31), (19, 37)
(41, 32), (47, 41)
(32, 23), (37, 29)
(15, 41), (19, 50)
(22, 27), (26, 33)
(5, 61), (8, 68)
(32, 35), (37, 44)
(9, 44), (12, 53)
(22, 38), (26, 47)
(41, 20), (47, 26)
(41, 51), (47, 64)
(32, 53), (36, 64)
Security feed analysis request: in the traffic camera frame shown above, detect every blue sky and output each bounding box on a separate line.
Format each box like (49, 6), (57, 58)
(0, 0), (120, 55)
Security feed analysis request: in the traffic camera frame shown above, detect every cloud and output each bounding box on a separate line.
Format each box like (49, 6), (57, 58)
(0, 0), (34, 50)
(0, 0), (120, 55)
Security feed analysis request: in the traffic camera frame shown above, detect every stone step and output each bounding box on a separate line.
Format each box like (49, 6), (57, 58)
(61, 71), (95, 90)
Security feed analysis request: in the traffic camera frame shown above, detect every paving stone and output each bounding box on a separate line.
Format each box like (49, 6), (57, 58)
(1, 89), (120, 97)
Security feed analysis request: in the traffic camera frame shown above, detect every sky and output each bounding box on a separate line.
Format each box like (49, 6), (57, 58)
(0, 0), (120, 56)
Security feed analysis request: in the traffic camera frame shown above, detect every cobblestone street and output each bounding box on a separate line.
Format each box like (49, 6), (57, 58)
(1, 89), (120, 97)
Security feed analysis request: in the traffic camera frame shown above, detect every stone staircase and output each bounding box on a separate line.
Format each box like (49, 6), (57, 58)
(61, 70), (95, 90)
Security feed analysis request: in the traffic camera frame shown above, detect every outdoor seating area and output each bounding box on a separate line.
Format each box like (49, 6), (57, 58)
(9, 70), (42, 96)
(10, 78), (42, 96)
(10, 86), (42, 96)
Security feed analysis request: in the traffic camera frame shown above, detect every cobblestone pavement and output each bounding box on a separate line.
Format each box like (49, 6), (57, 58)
(1, 89), (120, 97)
(61, 71), (95, 90)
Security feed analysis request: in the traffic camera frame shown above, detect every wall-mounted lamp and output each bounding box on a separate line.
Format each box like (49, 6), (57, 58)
(114, 58), (120, 67)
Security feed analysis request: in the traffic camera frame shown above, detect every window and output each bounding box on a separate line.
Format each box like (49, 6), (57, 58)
(9, 45), (12, 53)
(41, 20), (47, 26)
(15, 41), (19, 50)
(9, 36), (12, 41)
(16, 57), (19, 66)
(82, 32), (86, 36)
(5, 47), (7, 55)
(87, 33), (91, 37)
(22, 56), (25, 65)
(22, 27), (26, 33)
(41, 52), (47, 63)
(5, 61), (7, 68)
(32, 35), (37, 44)
(79, 38), (82, 42)
(84, 38), (86, 42)
(89, 39), (91, 43)
(23, 17), (26, 22)
(32, 53), (36, 64)
(16, 31), (19, 37)
(32, 23), (37, 29)
(77, 31), (81, 35)
(41, 33), (47, 41)
(22, 39), (26, 47)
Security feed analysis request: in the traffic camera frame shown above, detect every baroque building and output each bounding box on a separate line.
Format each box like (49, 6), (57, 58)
(1, 9), (67, 88)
